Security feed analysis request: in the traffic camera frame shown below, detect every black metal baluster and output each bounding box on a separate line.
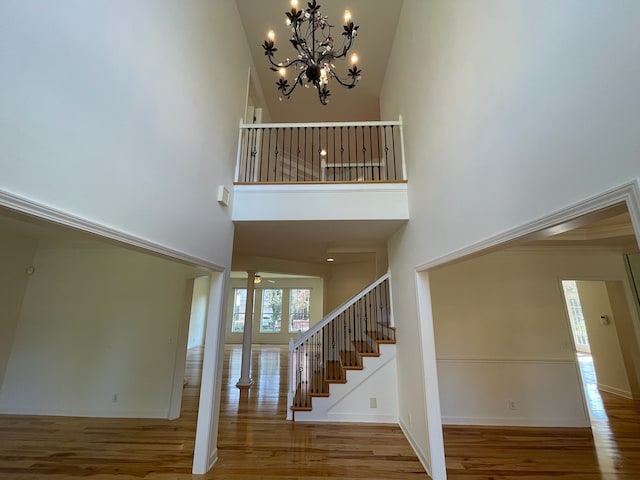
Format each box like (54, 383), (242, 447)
(363, 293), (369, 352)
(265, 128), (272, 182)
(273, 127), (279, 182)
(391, 125), (398, 180)
(321, 328), (325, 389)
(288, 127), (293, 182)
(369, 126), (374, 180)
(332, 127), (337, 181)
(356, 298), (363, 353)
(383, 126), (390, 180)
(377, 125), (383, 180)
(339, 127), (345, 181)
(319, 127), (324, 182)
(373, 285), (381, 337)
(302, 127), (307, 181)
(331, 316), (336, 380)
(257, 128), (265, 182)
(347, 127), (351, 180)
(353, 126), (359, 181)
(361, 126), (367, 181)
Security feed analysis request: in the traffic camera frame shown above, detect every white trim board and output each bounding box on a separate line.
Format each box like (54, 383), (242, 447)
(416, 178), (640, 271)
(399, 419), (434, 479)
(0, 188), (225, 271)
(441, 415), (592, 428)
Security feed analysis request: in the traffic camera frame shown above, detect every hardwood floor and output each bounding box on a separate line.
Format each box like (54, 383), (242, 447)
(0, 344), (638, 479)
(443, 355), (640, 479)
(0, 344), (425, 479)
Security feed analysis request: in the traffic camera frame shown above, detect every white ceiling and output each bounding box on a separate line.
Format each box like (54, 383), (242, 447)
(232, 219), (405, 265)
(235, 0), (404, 123)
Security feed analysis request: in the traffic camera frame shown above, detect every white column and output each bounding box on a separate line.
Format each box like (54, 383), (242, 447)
(236, 271), (256, 389)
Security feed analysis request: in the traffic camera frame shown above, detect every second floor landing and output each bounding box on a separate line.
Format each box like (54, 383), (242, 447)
(232, 119), (409, 223)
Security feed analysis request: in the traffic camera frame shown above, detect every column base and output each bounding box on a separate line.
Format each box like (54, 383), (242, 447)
(236, 377), (254, 389)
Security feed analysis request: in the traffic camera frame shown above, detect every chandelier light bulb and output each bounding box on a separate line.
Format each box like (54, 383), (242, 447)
(279, 67), (286, 77)
(344, 10), (351, 23)
(267, 30), (275, 41)
(350, 53), (358, 65)
(291, 0), (298, 10)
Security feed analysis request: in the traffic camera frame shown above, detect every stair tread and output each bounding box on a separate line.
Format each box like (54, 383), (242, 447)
(369, 331), (396, 343)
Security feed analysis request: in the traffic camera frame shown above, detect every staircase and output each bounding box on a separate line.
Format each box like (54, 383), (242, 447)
(286, 273), (396, 421)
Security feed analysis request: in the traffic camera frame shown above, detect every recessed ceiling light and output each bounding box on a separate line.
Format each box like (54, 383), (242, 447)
(326, 258), (334, 262)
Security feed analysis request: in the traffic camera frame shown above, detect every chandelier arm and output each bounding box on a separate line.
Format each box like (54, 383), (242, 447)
(329, 71), (358, 89)
(317, 87), (329, 106)
(332, 35), (354, 60)
(267, 55), (307, 71)
(293, 18), (315, 61)
(280, 75), (304, 98)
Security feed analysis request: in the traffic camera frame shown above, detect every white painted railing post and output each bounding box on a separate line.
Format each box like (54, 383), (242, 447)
(286, 337), (295, 420)
(399, 115), (407, 181)
(234, 118), (244, 183)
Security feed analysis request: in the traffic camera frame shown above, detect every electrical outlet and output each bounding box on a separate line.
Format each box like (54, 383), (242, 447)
(507, 399), (516, 410)
(112, 393), (119, 403)
(369, 397), (377, 409)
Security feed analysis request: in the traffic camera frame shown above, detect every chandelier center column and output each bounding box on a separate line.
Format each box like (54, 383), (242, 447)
(236, 271), (256, 389)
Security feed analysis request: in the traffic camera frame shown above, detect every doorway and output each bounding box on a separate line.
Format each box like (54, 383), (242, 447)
(561, 279), (634, 420)
(561, 280), (602, 419)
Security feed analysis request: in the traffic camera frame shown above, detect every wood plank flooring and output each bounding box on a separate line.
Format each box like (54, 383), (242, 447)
(0, 345), (425, 479)
(0, 344), (638, 479)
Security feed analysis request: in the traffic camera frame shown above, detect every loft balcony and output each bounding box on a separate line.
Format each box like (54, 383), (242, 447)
(232, 119), (409, 222)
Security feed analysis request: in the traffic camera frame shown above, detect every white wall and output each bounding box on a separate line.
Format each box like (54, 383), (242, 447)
(0, 0), (252, 268)
(0, 231), (37, 389)
(429, 248), (640, 426)
(188, 276), (210, 349)
(225, 276), (324, 345)
(325, 260), (377, 311)
(0, 241), (193, 418)
(380, 1), (640, 476)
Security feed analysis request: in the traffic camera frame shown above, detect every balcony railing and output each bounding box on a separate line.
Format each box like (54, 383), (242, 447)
(235, 119), (406, 184)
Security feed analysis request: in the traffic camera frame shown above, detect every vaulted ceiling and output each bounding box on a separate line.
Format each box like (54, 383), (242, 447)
(2, 2), (638, 270)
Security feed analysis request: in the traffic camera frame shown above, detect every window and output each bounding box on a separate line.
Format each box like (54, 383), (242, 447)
(231, 288), (247, 333)
(260, 289), (282, 333)
(289, 288), (311, 333)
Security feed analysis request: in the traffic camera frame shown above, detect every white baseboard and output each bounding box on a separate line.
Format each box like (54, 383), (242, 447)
(442, 415), (590, 428)
(208, 448), (219, 472)
(598, 383), (633, 399)
(326, 413), (398, 423)
(398, 419), (433, 479)
(0, 405), (169, 419)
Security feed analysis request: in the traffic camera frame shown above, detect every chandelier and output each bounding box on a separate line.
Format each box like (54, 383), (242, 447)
(262, 0), (362, 105)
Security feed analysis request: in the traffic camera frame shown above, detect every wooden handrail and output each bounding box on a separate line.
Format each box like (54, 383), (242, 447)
(290, 271), (391, 352)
